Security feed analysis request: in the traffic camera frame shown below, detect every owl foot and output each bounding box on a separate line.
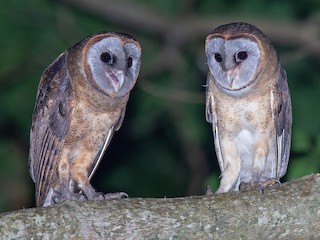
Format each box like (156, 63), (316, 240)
(104, 192), (128, 199)
(81, 184), (128, 201)
(239, 179), (281, 193)
(239, 181), (259, 191)
(52, 188), (86, 204)
(85, 191), (128, 200)
(257, 178), (281, 194)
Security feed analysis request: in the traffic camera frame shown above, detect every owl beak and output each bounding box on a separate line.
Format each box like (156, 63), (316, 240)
(226, 68), (239, 88)
(226, 70), (236, 87)
(106, 69), (124, 92)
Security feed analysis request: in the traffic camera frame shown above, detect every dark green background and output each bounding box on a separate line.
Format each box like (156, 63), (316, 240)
(1, 0), (320, 212)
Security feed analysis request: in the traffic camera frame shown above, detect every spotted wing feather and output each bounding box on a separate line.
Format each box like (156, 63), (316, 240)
(274, 67), (292, 178)
(29, 52), (74, 206)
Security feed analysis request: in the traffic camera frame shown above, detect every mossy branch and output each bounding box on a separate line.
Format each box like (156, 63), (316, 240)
(1, 174), (320, 239)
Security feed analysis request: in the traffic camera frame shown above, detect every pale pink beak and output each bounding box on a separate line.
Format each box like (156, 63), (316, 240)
(106, 69), (124, 92)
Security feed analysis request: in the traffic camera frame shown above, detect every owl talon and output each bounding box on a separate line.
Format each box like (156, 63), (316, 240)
(240, 179), (281, 193)
(258, 178), (281, 193)
(239, 181), (258, 191)
(90, 192), (105, 201)
(81, 184), (128, 200)
(88, 191), (128, 200)
(53, 189), (86, 204)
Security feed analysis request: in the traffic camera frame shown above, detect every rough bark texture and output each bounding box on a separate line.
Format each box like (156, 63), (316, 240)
(1, 174), (320, 239)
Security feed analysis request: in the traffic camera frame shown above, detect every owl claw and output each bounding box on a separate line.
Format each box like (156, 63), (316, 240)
(88, 191), (128, 201)
(89, 192), (105, 201)
(104, 192), (128, 199)
(239, 181), (257, 191)
(82, 184), (128, 200)
(239, 179), (281, 193)
(257, 178), (281, 194)
(52, 188), (86, 204)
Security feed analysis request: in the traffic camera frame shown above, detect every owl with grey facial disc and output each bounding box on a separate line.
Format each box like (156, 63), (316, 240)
(205, 22), (292, 193)
(29, 32), (141, 206)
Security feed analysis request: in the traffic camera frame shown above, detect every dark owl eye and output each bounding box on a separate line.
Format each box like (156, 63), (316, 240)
(127, 57), (133, 68)
(214, 53), (223, 62)
(236, 51), (248, 61)
(100, 52), (114, 64)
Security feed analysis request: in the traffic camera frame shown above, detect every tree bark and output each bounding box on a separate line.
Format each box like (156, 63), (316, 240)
(1, 174), (320, 239)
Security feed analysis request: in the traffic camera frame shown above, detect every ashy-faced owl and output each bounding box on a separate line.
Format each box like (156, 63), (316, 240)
(205, 22), (292, 193)
(29, 32), (141, 206)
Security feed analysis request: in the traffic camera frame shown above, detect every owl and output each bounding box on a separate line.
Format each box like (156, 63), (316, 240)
(29, 32), (141, 206)
(205, 22), (292, 193)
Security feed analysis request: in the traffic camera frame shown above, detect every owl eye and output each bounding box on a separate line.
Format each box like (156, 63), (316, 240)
(100, 52), (115, 65)
(127, 57), (133, 68)
(214, 53), (223, 62)
(236, 51), (248, 61)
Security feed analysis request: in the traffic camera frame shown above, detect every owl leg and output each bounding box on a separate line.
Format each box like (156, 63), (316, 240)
(252, 138), (268, 181)
(52, 183), (87, 204)
(239, 140), (268, 191)
(252, 138), (280, 192)
(241, 139), (280, 192)
(52, 152), (86, 204)
(70, 153), (127, 201)
(70, 155), (102, 200)
(216, 140), (241, 193)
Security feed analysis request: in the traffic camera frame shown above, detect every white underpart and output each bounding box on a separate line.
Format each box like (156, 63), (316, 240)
(237, 129), (254, 160)
(236, 128), (254, 183)
(106, 69), (124, 92)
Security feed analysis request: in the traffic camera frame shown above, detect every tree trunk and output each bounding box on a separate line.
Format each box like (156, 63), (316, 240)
(1, 174), (320, 239)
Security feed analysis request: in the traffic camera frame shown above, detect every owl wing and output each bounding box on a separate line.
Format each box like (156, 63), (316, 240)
(29, 52), (74, 206)
(205, 74), (224, 172)
(88, 106), (127, 180)
(273, 66), (292, 178)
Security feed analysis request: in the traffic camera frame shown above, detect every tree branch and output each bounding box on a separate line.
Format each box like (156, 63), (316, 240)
(1, 174), (320, 239)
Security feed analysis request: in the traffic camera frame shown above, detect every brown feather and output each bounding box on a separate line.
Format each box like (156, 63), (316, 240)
(29, 52), (74, 206)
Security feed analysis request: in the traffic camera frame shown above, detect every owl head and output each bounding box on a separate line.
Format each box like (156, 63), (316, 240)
(205, 22), (277, 93)
(68, 32), (141, 98)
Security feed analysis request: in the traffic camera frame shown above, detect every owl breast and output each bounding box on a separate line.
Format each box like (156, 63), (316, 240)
(217, 92), (272, 134)
(65, 99), (121, 153)
(216, 89), (276, 183)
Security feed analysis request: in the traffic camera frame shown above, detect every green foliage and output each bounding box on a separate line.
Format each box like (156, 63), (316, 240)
(0, 0), (319, 212)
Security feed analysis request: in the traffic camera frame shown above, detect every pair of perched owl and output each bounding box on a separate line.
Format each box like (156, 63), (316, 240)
(29, 22), (291, 207)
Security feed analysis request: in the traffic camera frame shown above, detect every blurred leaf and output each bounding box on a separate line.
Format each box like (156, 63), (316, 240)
(291, 128), (312, 153)
(286, 155), (320, 180)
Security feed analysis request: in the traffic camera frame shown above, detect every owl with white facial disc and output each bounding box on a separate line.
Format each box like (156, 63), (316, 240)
(29, 32), (141, 206)
(205, 22), (292, 193)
